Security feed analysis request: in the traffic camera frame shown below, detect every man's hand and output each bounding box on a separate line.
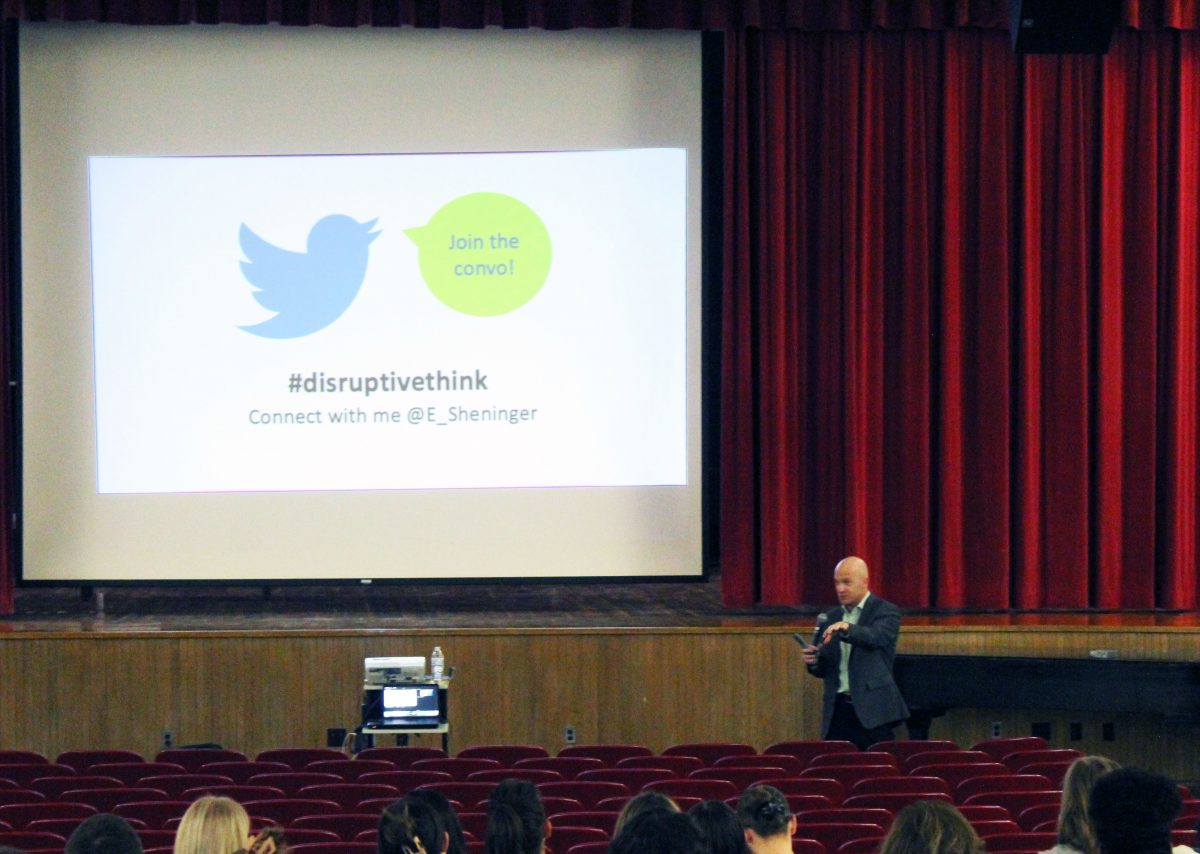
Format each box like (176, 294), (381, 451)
(799, 641), (819, 666)
(821, 621), (851, 645)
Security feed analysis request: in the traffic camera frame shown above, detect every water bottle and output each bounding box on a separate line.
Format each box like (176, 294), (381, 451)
(431, 646), (445, 680)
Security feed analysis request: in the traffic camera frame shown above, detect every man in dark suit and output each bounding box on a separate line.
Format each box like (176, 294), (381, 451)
(801, 556), (909, 749)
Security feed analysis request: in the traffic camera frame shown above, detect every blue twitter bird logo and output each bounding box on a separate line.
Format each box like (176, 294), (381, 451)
(239, 214), (381, 339)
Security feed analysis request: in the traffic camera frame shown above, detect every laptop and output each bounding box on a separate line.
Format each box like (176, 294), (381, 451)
(364, 682), (442, 729)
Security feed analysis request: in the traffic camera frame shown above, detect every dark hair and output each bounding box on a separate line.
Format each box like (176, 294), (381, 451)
(66, 813), (145, 854)
(381, 797), (444, 854)
(614, 790), (680, 837)
(736, 786), (791, 839)
(403, 789), (468, 854)
(610, 810), (703, 854)
(877, 800), (983, 854)
(1089, 768), (1181, 854)
(485, 779), (546, 854)
(689, 801), (749, 854)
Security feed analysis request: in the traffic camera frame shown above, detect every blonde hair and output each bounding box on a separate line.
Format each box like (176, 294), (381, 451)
(1058, 756), (1121, 854)
(174, 796), (251, 854)
(878, 800), (983, 854)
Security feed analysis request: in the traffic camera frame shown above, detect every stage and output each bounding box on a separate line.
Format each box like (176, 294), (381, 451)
(0, 578), (1197, 785)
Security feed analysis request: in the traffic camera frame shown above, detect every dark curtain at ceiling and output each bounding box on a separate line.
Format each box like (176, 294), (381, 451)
(2, 1), (1199, 613)
(720, 26), (1200, 609)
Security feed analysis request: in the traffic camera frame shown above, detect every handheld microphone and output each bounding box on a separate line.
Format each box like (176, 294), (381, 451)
(813, 612), (828, 645)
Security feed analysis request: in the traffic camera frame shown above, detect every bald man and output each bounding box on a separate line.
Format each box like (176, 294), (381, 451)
(800, 556), (909, 749)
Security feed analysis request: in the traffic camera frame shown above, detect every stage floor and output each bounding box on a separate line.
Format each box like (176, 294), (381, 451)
(4, 577), (1200, 632)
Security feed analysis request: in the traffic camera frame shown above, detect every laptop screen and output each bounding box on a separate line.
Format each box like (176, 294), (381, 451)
(381, 684), (440, 721)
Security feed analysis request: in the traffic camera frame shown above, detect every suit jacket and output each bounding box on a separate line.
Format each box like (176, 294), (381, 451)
(806, 594), (909, 736)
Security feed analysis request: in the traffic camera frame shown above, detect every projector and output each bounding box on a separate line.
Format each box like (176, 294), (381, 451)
(364, 656), (426, 685)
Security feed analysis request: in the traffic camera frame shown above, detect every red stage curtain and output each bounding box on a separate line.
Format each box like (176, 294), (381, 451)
(720, 27), (1200, 609)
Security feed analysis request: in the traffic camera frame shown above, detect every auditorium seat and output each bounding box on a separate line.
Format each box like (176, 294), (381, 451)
(113, 801), (193, 829)
(135, 829), (177, 849)
(0, 752), (49, 766)
(907, 763), (1009, 790)
(850, 777), (950, 798)
(810, 753), (898, 770)
(298, 784), (400, 811)
(955, 775), (1054, 804)
(0, 790), (47, 807)
(1015, 761), (1074, 787)
(88, 763), (188, 786)
(547, 826), (608, 853)
(1000, 750), (1082, 773)
(418, 782), (498, 809)
(563, 842), (609, 854)
(515, 757), (606, 779)
(791, 839), (829, 854)
(279, 829), (342, 846)
(900, 752), (992, 774)
(242, 798), (343, 826)
(843, 793), (952, 812)
(713, 754), (806, 776)
(33, 777), (123, 799)
(765, 741), (857, 767)
(1015, 804), (1060, 832)
(457, 745), (549, 766)
(157, 749), (249, 772)
(536, 782), (630, 809)
(690, 767), (788, 792)
(182, 784), (287, 802)
(548, 811), (619, 834)
(799, 766), (899, 788)
(356, 770), (453, 793)
(56, 751), (144, 773)
(0, 780), (16, 790)
(869, 740), (960, 764)
(661, 743), (756, 766)
(642, 778), (738, 801)
(287, 841), (376, 854)
(971, 820), (1022, 836)
(257, 750), (347, 771)
(782, 795), (838, 814)
(410, 759), (502, 781)
(32, 817), (136, 837)
(0, 829), (69, 849)
(795, 809), (893, 829)
(792, 823), (885, 853)
(200, 762), (291, 783)
(248, 772), (344, 795)
(139, 774), (236, 798)
(978, 831), (1057, 852)
(577, 769), (673, 789)
(0, 801), (98, 829)
(305, 760), (396, 782)
(293, 813), (381, 840)
(968, 738), (1048, 763)
(62, 787), (171, 812)
(467, 769), (563, 785)
(834, 835), (884, 854)
(354, 748), (446, 768)
(956, 805), (1013, 823)
(754, 777), (844, 804)
(614, 755), (702, 776)
(961, 791), (1061, 814)
(539, 797), (585, 814)
(0, 765), (75, 788)
(557, 746), (653, 767)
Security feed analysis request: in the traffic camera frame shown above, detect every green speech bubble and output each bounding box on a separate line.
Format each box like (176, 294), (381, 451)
(405, 192), (551, 317)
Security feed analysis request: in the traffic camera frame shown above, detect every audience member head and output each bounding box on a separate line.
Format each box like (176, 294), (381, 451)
(381, 796), (446, 854)
(614, 790), (680, 837)
(610, 809), (703, 854)
(1089, 768), (1181, 854)
(66, 815), (144, 854)
(736, 786), (795, 854)
(1057, 755), (1122, 854)
(689, 800), (748, 854)
(485, 779), (548, 854)
(174, 796), (251, 854)
(403, 789), (468, 854)
(877, 800), (983, 854)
